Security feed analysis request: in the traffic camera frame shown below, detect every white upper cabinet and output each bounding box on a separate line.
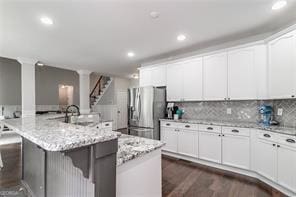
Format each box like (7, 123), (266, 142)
(150, 65), (166, 87)
(203, 52), (228, 100)
(139, 65), (166, 87)
(166, 58), (203, 101)
(228, 46), (266, 100)
(268, 30), (296, 99)
(166, 62), (183, 101)
(183, 58), (203, 101)
(139, 68), (152, 87)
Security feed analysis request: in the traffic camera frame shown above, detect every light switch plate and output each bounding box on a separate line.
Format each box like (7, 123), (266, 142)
(277, 108), (283, 116)
(227, 108), (232, 114)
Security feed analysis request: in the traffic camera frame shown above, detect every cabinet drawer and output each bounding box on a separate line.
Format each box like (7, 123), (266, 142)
(101, 122), (112, 128)
(199, 124), (221, 133)
(222, 127), (250, 137)
(258, 131), (278, 142)
(278, 135), (296, 148)
(179, 123), (198, 130)
(161, 121), (182, 128)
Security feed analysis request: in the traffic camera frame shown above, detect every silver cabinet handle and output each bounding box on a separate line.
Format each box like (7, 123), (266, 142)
(286, 139), (296, 143)
(263, 134), (271, 138)
(185, 125), (190, 128)
(105, 123), (109, 126)
(207, 127), (213, 130)
(166, 123), (171, 126)
(231, 129), (239, 133)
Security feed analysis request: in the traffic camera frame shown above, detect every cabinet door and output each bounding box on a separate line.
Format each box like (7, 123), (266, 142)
(268, 31), (296, 99)
(203, 52), (228, 100)
(199, 131), (222, 163)
(139, 68), (152, 87)
(228, 47), (257, 100)
(166, 63), (183, 101)
(277, 144), (296, 192)
(222, 134), (250, 170)
(151, 65), (166, 87)
(183, 58), (203, 101)
(161, 127), (178, 153)
(256, 139), (277, 181)
(178, 129), (198, 158)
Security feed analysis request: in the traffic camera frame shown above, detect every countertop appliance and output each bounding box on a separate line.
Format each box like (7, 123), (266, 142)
(128, 86), (166, 140)
(259, 104), (273, 126)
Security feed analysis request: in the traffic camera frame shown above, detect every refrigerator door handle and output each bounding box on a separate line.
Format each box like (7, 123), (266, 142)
(138, 93), (142, 121)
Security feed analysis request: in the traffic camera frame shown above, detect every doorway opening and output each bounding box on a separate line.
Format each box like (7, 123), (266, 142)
(58, 85), (74, 111)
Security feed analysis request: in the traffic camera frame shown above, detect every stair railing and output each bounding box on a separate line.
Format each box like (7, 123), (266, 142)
(90, 76), (103, 100)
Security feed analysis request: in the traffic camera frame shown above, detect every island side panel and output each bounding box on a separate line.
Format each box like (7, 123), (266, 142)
(46, 151), (95, 197)
(23, 138), (46, 197)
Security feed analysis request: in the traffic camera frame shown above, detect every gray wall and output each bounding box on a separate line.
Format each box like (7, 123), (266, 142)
(0, 57), (21, 105)
(35, 66), (80, 105)
(0, 58), (81, 106)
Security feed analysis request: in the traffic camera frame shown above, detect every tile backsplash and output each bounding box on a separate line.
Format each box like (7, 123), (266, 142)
(175, 99), (296, 128)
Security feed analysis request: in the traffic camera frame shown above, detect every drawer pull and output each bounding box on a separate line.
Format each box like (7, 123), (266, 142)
(263, 134), (271, 138)
(185, 125), (190, 128)
(105, 123), (109, 126)
(286, 139), (296, 143)
(231, 129), (239, 133)
(207, 127), (213, 130)
(166, 123), (171, 126)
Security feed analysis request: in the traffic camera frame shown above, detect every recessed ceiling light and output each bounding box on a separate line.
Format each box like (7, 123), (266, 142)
(40, 16), (53, 25)
(272, 0), (287, 10)
(127, 52), (135, 57)
(150, 11), (160, 19)
(177, 34), (186, 41)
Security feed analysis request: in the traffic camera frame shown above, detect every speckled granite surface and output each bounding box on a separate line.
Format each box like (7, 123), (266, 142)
(160, 119), (296, 136)
(117, 134), (164, 166)
(1, 115), (119, 151)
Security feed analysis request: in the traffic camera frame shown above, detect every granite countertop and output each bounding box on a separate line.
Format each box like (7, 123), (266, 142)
(117, 134), (165, 166)
(160, 119), (296, 136)
(1, 114), (119, 151)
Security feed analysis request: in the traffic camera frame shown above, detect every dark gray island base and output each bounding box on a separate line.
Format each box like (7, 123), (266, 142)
(23, 138), (118, 197)
(1, 115), (164, 197)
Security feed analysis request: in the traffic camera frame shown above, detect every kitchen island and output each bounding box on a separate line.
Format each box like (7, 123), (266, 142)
(1, 114), (164, 197)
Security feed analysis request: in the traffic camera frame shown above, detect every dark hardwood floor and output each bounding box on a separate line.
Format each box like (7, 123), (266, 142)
(162, 155), (286, 197)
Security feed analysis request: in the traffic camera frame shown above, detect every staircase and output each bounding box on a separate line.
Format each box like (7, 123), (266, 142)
(90, 76), (113, 108)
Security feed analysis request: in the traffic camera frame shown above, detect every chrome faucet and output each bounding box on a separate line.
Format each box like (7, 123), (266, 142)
(65, 105), (80, 123)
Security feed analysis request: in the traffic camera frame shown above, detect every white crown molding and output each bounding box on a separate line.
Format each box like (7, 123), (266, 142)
(17, 57), (38, 65)
(77, 70), (92, 75)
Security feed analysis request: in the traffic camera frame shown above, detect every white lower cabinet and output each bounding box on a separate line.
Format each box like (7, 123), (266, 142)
(161, 121), (296, 195)
(222, 134), (250, 170)
(277, 142), (296, 192)
(178, 129), (198, 158)
(161, 127), (178, 153)
(256, 139), (277, 182)
(198, 131), (222, 163)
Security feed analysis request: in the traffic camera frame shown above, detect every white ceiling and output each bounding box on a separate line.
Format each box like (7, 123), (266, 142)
(1, 0), (296, 77)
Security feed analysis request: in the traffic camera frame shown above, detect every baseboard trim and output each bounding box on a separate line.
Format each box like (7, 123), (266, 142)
(162, 150), (296, 197)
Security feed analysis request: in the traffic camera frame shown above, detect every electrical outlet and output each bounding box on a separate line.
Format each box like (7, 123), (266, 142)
(227, 108), (232, 114)
(277, 108), (283, 116)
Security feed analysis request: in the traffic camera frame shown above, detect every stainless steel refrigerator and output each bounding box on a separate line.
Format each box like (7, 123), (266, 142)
(128, 86), (166, 140)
